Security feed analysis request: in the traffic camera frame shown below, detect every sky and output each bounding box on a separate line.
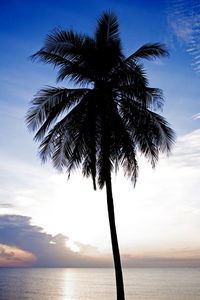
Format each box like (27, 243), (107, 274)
(0, 0), (200, 267)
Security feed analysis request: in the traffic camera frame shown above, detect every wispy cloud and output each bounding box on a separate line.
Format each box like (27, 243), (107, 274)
(192, 112), (200, 119)
(167, 0), (200, 73)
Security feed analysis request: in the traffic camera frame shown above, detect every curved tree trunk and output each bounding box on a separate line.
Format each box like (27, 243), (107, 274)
(106, 171), (125, 300)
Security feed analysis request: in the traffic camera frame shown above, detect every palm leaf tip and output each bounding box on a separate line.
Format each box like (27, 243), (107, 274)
(26, 106), (38, 132)
(127, 43), (169, 62)
(96, 11), (119, 41)
(29, 49), (45, 62)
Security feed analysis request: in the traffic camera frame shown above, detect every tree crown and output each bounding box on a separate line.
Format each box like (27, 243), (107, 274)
(27, 12), (174, 189)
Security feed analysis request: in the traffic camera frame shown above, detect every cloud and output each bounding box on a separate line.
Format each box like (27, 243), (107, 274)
(0, 247), (14, 259)
(1, 214), (200, 267)
(193, 113), (200, 120)
(109, 128), (200, 257)
(167, 0), (200, 72)
(0, 244), (36, 267)
(166, 128), (200, 168)
(1, 126), (200, 267)
(0, 215), (112, 267)
(0, 203), (14, 208)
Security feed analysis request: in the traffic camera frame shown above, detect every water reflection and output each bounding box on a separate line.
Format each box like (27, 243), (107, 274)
(0, 268), (200, 299)
(63, 269), (76, 299)
(62, 268), (115, 300)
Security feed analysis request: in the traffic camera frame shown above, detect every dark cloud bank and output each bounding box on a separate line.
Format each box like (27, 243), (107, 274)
(0, 215), (113, 267)
(0, 215), (200, 267)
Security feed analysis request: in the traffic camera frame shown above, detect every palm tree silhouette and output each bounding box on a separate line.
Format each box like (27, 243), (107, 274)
(26, 12), (175, 300)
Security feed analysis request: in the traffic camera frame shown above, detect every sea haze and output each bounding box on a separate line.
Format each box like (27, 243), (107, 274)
(0, 267), (200, 299)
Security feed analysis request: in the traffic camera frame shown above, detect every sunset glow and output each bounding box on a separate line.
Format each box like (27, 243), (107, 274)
(0, 243), (36, 267)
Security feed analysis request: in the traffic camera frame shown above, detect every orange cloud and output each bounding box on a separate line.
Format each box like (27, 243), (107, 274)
(0, 244), (36, 267)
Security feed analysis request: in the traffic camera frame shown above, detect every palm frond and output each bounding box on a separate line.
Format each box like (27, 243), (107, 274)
(109, 105), (139, 185)
(31, 29), (97, 84)
(146, 87), (164, 110)
(44, 28), (86, 57)
(26, 87), (89, 133)
(56, 59), (89, 84)
(113, 60), (147, 88)
(38, 114), (70, 164)
(120, 99), (175, 166)
(31, 50), (72, 68)
(96, 11), (120, 43)
(31, 29), (88, 62)
(38, 97), (88, 166)
(125, 43), (169, 62)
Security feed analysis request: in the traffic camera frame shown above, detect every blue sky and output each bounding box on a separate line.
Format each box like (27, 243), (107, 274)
(1, 0), (200, 267)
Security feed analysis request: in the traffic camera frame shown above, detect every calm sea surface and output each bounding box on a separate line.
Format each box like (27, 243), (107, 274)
(0, 268), (200, 300)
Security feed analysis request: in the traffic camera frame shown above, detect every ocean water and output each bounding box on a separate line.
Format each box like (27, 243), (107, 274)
(0, 268), (200, 300)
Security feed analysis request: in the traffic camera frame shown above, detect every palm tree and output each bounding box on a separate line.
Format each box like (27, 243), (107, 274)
(26, 12), (174, 300)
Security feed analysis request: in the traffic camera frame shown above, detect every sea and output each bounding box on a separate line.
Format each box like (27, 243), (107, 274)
(0, 268), (200, 300)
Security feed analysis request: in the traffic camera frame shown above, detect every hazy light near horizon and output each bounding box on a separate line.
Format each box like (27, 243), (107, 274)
(1, 128), (200, 257)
